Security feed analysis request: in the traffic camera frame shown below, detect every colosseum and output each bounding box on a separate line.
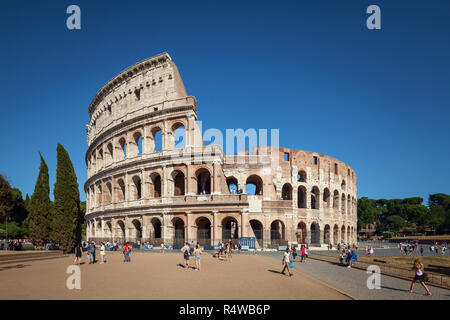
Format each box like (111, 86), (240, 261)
(84, 52), (358, 248)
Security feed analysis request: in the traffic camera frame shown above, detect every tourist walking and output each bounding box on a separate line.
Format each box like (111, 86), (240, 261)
(194, 244), (202, 271)
(123, 242), (131, 262)
(420, 246), (424, 256)
(301, 245), (307, 262)
(225, 242), (232, 260)
(100, 242), (106, 264)
(90, 242), (96, 263)
(86, 243), (93, 264)
(408, 259), (431, 295)
(280, 247), (293, 277)
(292, 246), (298, 260)
(74, 243), (82, 265)
(181, 242), (190, 269)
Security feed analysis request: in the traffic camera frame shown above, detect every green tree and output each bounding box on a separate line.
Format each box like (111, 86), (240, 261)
(0, 173), (13, 224)
(11, 188), (29, 225)
(357, 197), (377, 230)
(386, 215), (406, 232)
(53, 144), (81, 253)
(29, 154), (52, 243)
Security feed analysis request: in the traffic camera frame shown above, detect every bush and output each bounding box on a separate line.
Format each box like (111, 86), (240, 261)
(383, 232), (393, 239)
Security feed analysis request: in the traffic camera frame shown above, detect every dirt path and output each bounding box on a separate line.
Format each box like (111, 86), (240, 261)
(0, 251), (349, 300)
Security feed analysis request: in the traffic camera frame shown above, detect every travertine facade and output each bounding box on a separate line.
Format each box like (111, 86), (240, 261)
(84, 53), (357, 248)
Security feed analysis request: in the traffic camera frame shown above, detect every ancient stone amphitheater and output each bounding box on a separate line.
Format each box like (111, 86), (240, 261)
(84, 53), (357, 248)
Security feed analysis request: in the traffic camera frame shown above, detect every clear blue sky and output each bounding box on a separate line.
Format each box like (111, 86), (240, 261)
(1, 0), (449, 203)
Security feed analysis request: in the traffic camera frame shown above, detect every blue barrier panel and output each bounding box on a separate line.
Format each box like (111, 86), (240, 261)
(238, 237), (256, 249)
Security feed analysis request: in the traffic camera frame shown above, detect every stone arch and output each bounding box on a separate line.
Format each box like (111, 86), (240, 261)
(105, 181), (112, 203)
(341, 193), (346, 214)
(150, 172), (162, 198)
(333, 224), (339, 245)
(297, 170), (307, 183)
(226, 176), (239, 194)
(310, 223), (321, 244)
(149, 217), (162, 243)
(133, 131), (143, 156)
(196, 168), (211, 195)
(341, 225), (346, 243)
(249, 219), (264, 247)
(96, 183), (102, 206)
(270, 220), (285, 245)
(333, 190), (339, 209)
(245, 175), (263, 195)
(196, 216), (211, 246)
(118, 137), (127, 160)
(341, 179), (346, 190)
(347, 194), (351, 215)
(96, 220), (102, 238)
(171, 121), (186, 149)
(104, 221), (112, 240)
(151, 126), (163, 152)
(323, 224), (331, 244)
(297, 221), (307, 243)
(221, 216), (239, 243)
(131, 175), (142, 200)
(106, 142), (114, 165)
(282, 183), (292, 200)
(323, 188), (330, 208)
(131, 219), (142, 241)
(171, 170), (185, 196)
(297, 186), (307, 208)
(311, 186), (320, 209)
(116, 178), (126, 202)
(172, 217), (185, 246)
(116, 220), (126, 241)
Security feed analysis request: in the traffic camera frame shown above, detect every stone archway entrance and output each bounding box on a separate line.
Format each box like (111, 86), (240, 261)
(222, 216), (239, 244)
(196, 217), (211, 246)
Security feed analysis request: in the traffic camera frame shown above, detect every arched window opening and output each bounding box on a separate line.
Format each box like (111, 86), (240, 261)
(222, 217), (239, 243)
(172, 123), (185, 149)
(249, 219), (263, 247)
(341, 193), (346, 214)
(281, 183), (292, 200)
(196, 217), (211, 246)
(245, 175), (263, 195)
(132, 176), (142, 200)
(297, 186), (306, 208)
(311, 186), (320, 209)
(226, 177), (239, 194)
(196, 169), (211, 195)
(323, 225), (331, 244)
(151, 174), (162, 198)
(119, 137), (127, 160)
(297, 170), (307, 183)
(297, 222), (307, 244)
(310, 223), (321, 244)
(134, 132), (143, 156)
(173, 218), (185, 246)
(333, 190), (339, 209)
(323, 188), (330, 208)
(270, 220), (285, 245)
(173, 171), (185, 196)
(152, 128), (163, 152)
(117, 179), (125, 202)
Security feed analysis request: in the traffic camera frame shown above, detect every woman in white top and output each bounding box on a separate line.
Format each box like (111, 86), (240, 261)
(280, 247), (293, 277)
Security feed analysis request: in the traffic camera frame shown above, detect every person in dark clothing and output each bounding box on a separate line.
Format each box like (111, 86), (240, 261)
(74, 243), (82, 265)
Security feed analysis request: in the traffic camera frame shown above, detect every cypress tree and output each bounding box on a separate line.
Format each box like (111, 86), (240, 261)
(29, 154), (51, 243)
(53, 144), (81, 253)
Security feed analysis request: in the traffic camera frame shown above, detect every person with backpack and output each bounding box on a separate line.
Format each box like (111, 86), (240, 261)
(181, 242), (190, 269)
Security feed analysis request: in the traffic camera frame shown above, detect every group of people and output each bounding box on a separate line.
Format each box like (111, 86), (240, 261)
(0, 240), (23, 251)
(430, 243), (448, 255)
(74, 241), (108, 265)
(338, 249), (358, 268)
(216, 241), (235, 260)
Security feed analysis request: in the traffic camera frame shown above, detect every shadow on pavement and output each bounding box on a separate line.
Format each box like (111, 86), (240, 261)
(0, 264), (31, 272)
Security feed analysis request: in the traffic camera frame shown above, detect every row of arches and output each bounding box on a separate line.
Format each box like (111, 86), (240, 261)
(88, 121), (187, 176)
(87, 215), (356, 247)
(87, 167), (213, 210)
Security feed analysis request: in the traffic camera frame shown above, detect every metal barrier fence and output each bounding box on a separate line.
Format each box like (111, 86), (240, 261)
(311, 252), (450, 288)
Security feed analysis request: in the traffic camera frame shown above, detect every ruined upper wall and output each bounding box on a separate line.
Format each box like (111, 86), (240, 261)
(86, 53), (192, 145)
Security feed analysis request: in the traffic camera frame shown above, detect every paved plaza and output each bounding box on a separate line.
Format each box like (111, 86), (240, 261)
(0, 251), (349, 300)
